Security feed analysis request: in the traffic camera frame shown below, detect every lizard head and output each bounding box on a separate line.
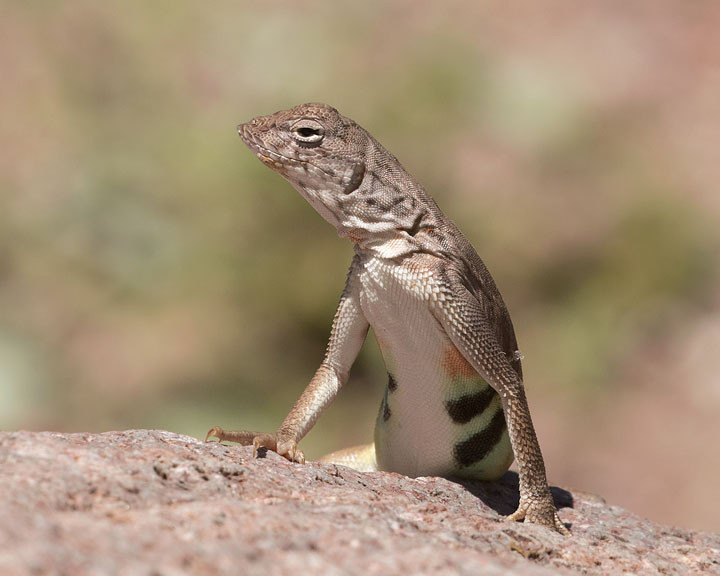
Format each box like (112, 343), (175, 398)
(238, 103), (437, 253)
(238, 103), (368, 230)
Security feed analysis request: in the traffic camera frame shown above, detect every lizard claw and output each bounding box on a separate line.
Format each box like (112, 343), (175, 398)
(205, 426), (224, 442)
(506, 496), (571, 535)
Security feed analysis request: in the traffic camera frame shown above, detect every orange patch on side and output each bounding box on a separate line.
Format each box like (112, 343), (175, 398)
(346, 231), (363, 244)
(442, 346), (477, 379)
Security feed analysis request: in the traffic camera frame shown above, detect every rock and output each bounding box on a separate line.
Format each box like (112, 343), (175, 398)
(0, 430), (717, 575)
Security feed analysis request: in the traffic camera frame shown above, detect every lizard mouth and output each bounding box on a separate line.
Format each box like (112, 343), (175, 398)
(237, 124), (295, 170)
(237, 123), (344, 184)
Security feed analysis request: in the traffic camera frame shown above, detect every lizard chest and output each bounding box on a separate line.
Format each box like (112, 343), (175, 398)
(357, 254), (440, 353)
(356, 254), (513, 480)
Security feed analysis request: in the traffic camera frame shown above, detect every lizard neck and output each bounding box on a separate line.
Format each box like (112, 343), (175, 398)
(332, 144), (449, 258)
(344, 219), (449, 262)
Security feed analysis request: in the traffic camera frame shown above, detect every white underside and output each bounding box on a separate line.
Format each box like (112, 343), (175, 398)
(357, 252), (513, 480)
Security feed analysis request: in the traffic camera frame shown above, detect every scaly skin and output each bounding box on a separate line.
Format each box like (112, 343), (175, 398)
(207, 103), (569, 535)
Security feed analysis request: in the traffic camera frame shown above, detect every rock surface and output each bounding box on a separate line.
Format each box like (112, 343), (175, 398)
(0, 430), (717, 575)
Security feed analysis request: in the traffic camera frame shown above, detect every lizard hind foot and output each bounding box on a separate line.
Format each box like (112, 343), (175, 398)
(506, 498), (571, 536)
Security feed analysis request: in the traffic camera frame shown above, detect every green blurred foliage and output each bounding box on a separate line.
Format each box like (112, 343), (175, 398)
(0, 2), (717, 487)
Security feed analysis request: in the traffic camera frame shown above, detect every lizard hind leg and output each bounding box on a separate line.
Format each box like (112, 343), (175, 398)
(318, 443), (377, 472)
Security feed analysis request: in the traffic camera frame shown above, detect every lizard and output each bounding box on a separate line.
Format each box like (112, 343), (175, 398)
(206, 102), (569, 534)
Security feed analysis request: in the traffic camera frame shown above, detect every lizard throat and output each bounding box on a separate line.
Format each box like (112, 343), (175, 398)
(243, 140), (353, 191)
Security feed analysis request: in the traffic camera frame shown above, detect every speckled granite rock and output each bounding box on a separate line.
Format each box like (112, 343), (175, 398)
(0, 430), (717, 575)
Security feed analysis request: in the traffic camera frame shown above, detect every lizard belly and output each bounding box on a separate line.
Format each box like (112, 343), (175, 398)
(358, 255), (513, 480)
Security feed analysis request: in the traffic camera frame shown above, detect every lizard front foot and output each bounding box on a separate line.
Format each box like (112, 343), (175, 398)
(506, 495), (570, 535)
(205, 426), (305, 464)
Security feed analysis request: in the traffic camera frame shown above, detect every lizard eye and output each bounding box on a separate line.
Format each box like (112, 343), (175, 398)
(291, 121), (325, 145)
(297, 127), (320, 138)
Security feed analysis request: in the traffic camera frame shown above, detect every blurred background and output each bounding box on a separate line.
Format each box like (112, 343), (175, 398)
(1, 1), (719, 532)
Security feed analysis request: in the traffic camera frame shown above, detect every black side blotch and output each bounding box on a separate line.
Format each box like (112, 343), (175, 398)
(453, 409), (506, 467)
(387, 373), (398, 393)
(445, 388), (495, 424)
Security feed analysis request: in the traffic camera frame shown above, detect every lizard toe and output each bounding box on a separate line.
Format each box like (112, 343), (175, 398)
(205, 426), (224, 442)
(276, 438), (305, 464)
(252, 433), (279, 456)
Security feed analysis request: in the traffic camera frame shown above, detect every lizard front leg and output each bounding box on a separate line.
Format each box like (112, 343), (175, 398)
(207, 258), (369, 464)
(432, 269), (570, 535)
(206, 364), (345, 463)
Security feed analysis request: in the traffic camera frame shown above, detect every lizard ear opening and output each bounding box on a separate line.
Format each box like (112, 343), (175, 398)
(344, 161), (366, 193)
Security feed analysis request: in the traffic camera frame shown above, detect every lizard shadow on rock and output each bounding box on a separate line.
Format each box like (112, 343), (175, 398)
(451, 471), (574, 517)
